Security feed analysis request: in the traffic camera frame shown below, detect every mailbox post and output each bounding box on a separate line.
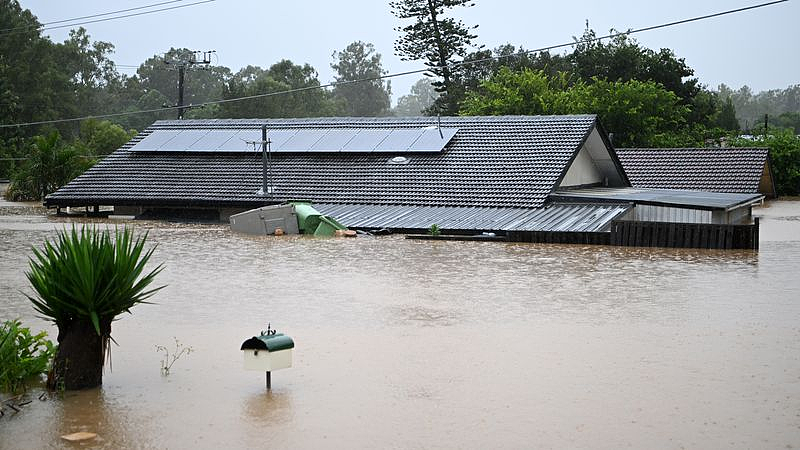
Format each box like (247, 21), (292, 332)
(240, 325), (294, 389)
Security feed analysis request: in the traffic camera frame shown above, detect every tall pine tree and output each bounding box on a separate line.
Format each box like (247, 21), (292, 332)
(390, 0), (480, 115)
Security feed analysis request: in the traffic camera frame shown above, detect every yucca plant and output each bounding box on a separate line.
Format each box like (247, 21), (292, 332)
(25, 225), (164, 390)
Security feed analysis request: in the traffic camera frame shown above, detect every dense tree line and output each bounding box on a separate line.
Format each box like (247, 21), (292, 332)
(719, 84), (800, 133)
(454, 32), (744, 146)
(1, 0), (798, 199)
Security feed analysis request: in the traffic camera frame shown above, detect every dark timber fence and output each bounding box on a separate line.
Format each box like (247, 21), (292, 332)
(505, 231), (611, 245)
(608, 218), (759, 250)
(504, 219), (759, 249)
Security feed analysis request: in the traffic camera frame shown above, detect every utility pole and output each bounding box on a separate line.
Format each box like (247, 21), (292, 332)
(244, 126), (273, 197)
(177, 65), (185, 119)
(260, 125), (273, 197)
(164, 50), (215, 119)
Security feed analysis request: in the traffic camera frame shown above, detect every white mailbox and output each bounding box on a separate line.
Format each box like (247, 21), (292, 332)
(240, 328), (294, 389)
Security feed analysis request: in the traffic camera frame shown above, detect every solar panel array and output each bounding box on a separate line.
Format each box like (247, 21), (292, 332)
(129, 127), (459, 153)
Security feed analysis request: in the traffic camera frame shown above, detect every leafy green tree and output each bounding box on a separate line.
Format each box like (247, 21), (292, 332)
(391, 0), (481, 114)
(78, 119), (136, 155)
(0, 1), (73, 137)
(26, 225), (164, 390)
(452, 45), (572, 101)
(771, 112), (800, 134)
(445, 30), (719, 128)
(219, 60), (338, 118)
(715, 97), (740, 132)
(113, 83), (173, 131)
(394, 78), (439, 116)
(730, 130), (800, 196)
(566, 28), (735, 136)
(570, 29), (699, 105)
(0, 137), (25, 180)
(0, 1), (141, 164)
(460, 68), (573, 116)
(52, 28), (121, 125)
(461, 68), (690, 147)
(331, 41), (392, 116)
(568, 78), (689, 147)
(5, 131), (93, 201)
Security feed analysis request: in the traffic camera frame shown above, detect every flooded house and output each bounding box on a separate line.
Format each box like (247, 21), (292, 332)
(45, 115), (763, 249)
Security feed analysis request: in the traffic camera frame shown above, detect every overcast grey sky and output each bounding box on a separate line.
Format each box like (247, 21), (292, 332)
(18, 0), (800, 102)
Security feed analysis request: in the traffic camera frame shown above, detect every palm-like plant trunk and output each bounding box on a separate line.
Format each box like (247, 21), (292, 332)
(28, 226), (164, 391)
(49, 319), (109, 390)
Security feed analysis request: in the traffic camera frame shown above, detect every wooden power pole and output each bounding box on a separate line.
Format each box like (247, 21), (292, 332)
(165, 50), (215, 119)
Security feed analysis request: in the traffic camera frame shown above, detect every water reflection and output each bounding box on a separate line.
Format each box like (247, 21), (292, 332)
(242, 390), (294, 427)
(55, 389), (131, 448)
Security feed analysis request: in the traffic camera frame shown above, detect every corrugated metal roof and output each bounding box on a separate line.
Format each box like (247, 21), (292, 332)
(45, 115), (598, 210)
(551, 187), (763, 211)
(313, 202), (631, 233)
(616, 147), (772, 195)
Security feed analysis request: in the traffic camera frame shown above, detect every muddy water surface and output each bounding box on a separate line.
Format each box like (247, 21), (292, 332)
(1, 201), (799, 449)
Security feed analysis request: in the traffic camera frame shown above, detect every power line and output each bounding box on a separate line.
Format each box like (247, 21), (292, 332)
(0, 0), (190, 34)
(0, 0), (788, 129)
(0, 0), (216, 37)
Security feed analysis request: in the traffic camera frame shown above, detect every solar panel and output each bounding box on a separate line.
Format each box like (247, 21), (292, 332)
(308, 129), (357, 152)
(408, 128), (459, 152)
(267, 130), (298, 150)
(374, 129), (421, 152)
(217, 130), (260, 151)
(279, 129), (327, 151)
(188, 130), (237, 151)
(160, 130), (208, 150)
(341, 129), (390, 152)
(129, 127), (459, 153)
(131, 130), (181, 151)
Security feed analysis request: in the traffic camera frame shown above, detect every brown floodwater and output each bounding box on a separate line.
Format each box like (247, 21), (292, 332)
(1, 201), (799, 449)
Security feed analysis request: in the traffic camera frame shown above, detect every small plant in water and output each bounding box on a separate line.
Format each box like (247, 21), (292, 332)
(0, 320), (55, 394)
(428, 223), (441, 236)
(156, 338), (193, 376)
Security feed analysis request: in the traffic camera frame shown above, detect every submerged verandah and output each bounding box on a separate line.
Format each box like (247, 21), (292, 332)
(313, 185), (762, 249)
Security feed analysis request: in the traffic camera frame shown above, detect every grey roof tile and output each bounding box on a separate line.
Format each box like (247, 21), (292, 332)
(616, 147), (770, 194)
(46, 115), (598, 209)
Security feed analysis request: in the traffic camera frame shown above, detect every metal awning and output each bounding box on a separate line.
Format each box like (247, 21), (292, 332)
(551, 187), (764, 211)
(313, 203), (631, 233)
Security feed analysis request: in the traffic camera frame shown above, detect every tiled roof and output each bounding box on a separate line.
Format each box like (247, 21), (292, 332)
(615, 147), (770, 194)
(46, 115), (598, 209)
(314, 202), (631, 233)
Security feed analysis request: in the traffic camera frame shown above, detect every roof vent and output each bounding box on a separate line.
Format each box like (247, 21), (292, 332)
(389, 156), (410, 165)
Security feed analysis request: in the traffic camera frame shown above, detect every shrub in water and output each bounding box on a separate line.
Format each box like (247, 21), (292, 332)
(0, 320), (55, 393)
